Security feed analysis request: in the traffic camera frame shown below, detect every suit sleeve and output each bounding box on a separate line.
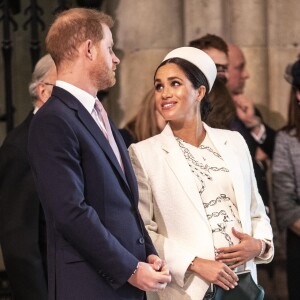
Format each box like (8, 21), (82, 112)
(129, 144), (196, 287)
(235, 132), (274, 263)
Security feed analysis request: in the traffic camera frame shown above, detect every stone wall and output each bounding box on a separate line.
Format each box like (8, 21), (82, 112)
(1, 0), (299, 141)
(105, 0), (300, 129)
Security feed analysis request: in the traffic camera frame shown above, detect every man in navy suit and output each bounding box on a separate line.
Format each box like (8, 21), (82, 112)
(0, 54), (56, 300)
(28, 8), (170, 300)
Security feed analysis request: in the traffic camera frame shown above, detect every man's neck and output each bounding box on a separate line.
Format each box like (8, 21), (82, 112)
(57, 62), (97, 97)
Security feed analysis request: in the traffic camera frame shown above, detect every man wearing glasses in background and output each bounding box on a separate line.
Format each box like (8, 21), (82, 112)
(190, 34), (229, 84)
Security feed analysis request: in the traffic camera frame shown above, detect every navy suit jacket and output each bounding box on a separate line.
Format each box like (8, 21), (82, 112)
(28, 87), (156, 300)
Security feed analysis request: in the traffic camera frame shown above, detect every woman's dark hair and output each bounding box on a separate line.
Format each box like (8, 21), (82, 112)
(282, 86), (300, 141)
(205, 78), (236, 129)
(154, 57), (212, 119)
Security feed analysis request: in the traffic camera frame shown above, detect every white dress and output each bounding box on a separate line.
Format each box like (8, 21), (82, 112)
(176, 135), (243, 257)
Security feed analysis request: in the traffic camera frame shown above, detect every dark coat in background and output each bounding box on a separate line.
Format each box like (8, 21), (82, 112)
(232, 109), (276, 208)
(0, 111), (47, 300)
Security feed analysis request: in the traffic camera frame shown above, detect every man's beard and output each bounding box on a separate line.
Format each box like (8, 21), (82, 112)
(90, 65), (116, 91)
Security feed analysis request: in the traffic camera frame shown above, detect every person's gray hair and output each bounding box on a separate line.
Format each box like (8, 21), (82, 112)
(28, 54), (55, 104)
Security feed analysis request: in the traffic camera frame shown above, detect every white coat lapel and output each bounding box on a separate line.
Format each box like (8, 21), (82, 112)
(204, 123), (247, 227)
(158, 125), (210, 225)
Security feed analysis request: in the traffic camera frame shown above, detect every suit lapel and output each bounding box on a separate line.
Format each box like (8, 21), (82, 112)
(52, 87), (131, 191)
(110, 122), (139, 200)
(204, 124), (247, 226)
(158, 125), (210, 226)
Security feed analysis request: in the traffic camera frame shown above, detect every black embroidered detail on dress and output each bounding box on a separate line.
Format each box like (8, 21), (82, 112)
(199, 144), (222, 159)
(192, 171), (205, 194)
(229, 205), (242, 226)
(213, 222), (234, 246)
(207, 209), (227, 220)
(190, 163), (211, 181)
(229, 204), (237, 217)
(176, 138), (229, 176)
(203, 194), (230, 208)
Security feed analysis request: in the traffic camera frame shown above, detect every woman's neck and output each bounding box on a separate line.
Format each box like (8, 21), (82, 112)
(170, 121), (206, 147)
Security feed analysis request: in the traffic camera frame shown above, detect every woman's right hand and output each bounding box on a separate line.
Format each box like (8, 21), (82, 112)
(189, 257), (238, 290)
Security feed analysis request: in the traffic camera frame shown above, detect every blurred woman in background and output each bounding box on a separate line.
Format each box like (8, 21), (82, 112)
(272, 57), (300, 300)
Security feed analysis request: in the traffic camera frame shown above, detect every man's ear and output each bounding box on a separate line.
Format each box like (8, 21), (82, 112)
(84, 40), (94, 60)
(36, 83), (50, 103)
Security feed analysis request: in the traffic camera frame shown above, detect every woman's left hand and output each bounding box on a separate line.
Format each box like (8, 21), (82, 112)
(215, 228), (261, 269)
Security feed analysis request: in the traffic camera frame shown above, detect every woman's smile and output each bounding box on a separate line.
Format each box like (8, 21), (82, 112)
(161, 101), (177, 110)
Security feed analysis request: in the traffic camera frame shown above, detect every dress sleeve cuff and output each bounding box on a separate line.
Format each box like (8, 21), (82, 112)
(255, 239), (273, 263)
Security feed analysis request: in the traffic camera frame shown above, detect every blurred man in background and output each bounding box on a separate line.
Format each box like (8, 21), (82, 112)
(0, 54), (56, 300)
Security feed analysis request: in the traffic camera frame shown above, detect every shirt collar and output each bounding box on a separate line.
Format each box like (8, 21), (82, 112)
(33, 106), (39, 114)
(56, 80), (96, 114)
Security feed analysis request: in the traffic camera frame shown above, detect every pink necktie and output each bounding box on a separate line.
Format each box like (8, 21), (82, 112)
(94, 99), (124, 172)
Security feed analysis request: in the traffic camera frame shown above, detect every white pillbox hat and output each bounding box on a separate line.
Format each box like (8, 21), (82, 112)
(162, 46), (217, 92)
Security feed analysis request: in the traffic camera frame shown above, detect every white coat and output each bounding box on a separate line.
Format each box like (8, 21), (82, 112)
(129, 123), (274, 300)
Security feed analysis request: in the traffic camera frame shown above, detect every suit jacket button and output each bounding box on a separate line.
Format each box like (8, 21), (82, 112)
(138, 237), (145, 244)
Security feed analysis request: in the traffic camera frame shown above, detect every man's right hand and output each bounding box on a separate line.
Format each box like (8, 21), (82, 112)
(232, 94), (257, 126)
(128, 262), (171, 292)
